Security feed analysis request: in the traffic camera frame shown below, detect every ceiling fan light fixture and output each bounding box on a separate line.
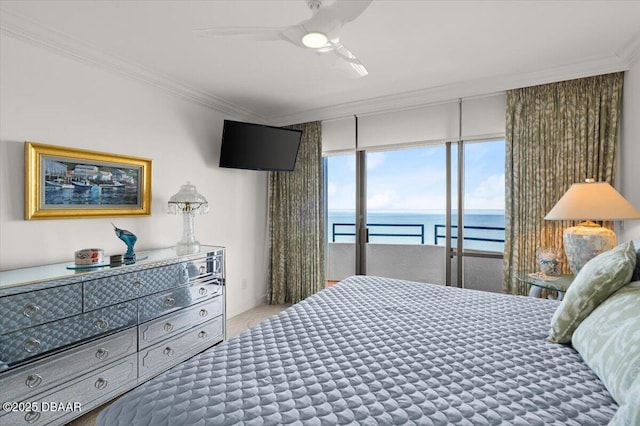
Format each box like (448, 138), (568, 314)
(302, 31), (328, 48)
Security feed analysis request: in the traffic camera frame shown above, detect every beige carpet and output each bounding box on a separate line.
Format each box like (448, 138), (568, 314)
(67, 303), (290, 426)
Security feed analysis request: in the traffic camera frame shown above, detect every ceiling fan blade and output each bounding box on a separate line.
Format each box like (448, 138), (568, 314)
(193, 0), (371, 77)
(193, 26), (283, 41)
(327, 0), (373, 24)
(331, 42), (368, 77)
(279, 24), (309, 47)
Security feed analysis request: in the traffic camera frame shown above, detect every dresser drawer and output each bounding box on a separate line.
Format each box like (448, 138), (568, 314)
(138, 317), (223, 376)
(0, 283), (83, 335)
(138, 297), (223, 349)
(83, 264), (189, 311)
(0, 327), (136, 403)
(184, 255), (223, 284)
(138, 280), (222, 323)
(0, 301), (137, 366)
(0, 353), (137, 425)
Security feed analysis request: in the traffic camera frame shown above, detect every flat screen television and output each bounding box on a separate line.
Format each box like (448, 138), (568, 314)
(219, 120), (303, 171)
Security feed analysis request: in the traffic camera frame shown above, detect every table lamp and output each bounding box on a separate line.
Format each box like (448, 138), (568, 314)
(168, 182), (209, 254)
(545, 179), (640, 274)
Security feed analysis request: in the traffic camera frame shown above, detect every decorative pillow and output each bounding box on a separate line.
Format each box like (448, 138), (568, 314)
(607, 381), (640, 426)
(572, 280), (640, 405)
(548, 241), (636, 343)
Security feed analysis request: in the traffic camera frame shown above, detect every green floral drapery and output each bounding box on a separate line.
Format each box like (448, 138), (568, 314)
(268, 121), (324, 304)
(504, 73), (624, 295)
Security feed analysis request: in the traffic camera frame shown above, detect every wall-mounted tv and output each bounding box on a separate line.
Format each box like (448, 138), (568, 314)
(219, 120), (303, 171)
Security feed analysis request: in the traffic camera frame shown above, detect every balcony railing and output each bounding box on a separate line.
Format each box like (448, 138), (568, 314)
(433, 224), (505, 245)
(331, 223), (505, 245)
(332, 223), (425, 244)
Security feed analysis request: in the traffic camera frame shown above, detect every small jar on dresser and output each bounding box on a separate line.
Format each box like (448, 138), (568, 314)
(0, 246), (225, 426)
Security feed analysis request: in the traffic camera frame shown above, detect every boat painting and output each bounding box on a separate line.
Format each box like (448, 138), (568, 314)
(43, 158), (140, 206)
(26, 142), (151, 220)
(45, 179), (74, 189)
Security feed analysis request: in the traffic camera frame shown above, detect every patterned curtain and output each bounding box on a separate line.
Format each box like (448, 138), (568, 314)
(504, 73), (624, 295)
(268, 121), (325, 304)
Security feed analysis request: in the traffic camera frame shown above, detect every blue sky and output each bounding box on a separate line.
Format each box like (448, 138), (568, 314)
(327, 140), (505, 212)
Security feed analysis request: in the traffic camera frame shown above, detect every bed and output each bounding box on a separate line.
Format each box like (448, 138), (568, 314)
(97, 275), (623, 425)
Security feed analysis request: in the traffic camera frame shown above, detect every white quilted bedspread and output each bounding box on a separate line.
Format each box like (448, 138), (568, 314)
(97, 275), (616, 425)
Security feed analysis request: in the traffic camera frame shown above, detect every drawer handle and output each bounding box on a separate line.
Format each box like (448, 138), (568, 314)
(95, 377), (108, 390)
(24, 338), (41, 353)
(23, 303), (41, 318)
(94, 319), (109, 330)
(164, 322), (174, 332)
(199, 265), (206, 274)
(164, 297), (175, 307)
(198, 331), (208, 339)
(24, 410), (40, 424)
(199, 309), (208, 317)
(25, 374), (43, 388)
(198, 287), (208, 296)
(95, 348), (109, 360)
(132, 280), (143, 291)
(163, 347), (175, 357)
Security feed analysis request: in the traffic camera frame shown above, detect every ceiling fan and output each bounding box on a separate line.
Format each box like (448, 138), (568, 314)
(193, 0), (372, 77)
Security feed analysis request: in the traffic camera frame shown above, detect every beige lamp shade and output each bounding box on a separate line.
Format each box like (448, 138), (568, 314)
(545, 181), (640, 221)
(545, 180), (640, 274)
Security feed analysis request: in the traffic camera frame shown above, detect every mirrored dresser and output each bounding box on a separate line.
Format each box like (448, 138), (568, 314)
(0, 246), (225, 425)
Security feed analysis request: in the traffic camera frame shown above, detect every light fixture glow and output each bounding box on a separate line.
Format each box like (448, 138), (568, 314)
(302, 32), (328, 48)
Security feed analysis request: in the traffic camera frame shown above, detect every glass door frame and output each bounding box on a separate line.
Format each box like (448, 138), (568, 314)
(447, 139), (504, 288)
(355, 150), (367, 275)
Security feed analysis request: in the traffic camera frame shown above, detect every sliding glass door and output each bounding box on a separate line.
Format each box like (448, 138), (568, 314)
(452, 139), (505, 291)
(325, 139), (505, 291)
(364, 145), (449, 284)
(325, 153), (356, 283)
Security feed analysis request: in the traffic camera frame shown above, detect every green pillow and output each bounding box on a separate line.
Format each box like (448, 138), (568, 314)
(548, 241), (636, 343)
(572, 281), (640, 405)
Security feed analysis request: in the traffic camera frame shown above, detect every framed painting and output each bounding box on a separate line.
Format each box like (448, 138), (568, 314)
(25, 142), (152, 220)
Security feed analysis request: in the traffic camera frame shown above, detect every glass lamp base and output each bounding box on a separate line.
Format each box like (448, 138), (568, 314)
(176, 241), (200, 255)
(176, 212), (201, 255)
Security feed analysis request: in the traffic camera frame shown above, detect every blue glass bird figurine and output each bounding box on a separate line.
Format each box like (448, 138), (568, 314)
(112, 223), (137, 262)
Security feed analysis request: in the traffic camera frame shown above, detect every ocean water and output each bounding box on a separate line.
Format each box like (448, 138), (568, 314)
(328, 210), (505, 252)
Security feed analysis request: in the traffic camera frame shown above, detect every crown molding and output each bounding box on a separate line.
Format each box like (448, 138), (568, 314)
(0, 8), (264, 121)
(268, 54), (632, 126)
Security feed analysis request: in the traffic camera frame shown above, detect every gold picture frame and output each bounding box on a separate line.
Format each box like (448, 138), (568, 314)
(25, 142), (152, 220)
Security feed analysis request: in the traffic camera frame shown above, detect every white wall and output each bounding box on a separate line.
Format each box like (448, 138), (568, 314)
(0, 35), (269, 318)
(621, 59), (640, 242)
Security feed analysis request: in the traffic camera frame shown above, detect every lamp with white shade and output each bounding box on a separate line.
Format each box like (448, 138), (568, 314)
(545, 179), (640, 275)
(168, 182), (209, 255)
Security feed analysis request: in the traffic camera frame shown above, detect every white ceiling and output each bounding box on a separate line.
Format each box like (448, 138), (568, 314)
(2, 0), (640, 125)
